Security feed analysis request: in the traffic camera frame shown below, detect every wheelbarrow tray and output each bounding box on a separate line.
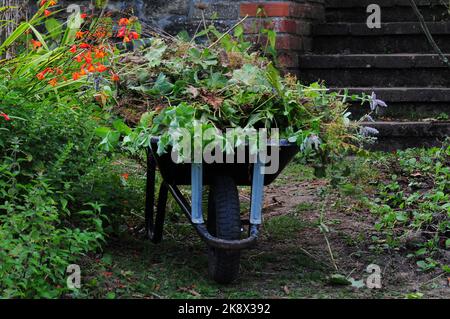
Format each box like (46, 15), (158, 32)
(149, 139), (299, 186)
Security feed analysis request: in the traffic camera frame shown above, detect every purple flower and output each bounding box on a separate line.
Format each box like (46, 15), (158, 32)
(301, 134), (321, 151)
(360, 126), (380, 137)
(369, 92), (388, 112)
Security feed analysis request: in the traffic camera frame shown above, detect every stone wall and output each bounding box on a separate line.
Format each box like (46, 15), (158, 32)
(59, 0), (325, 72)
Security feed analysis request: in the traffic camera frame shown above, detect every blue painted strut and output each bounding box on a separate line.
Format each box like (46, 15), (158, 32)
(191, 160), (265, 225)
(250, 158), (265, 225)
(191, 163), (204, 224)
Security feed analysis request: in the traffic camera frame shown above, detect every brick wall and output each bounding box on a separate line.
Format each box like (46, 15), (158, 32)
(239, 1), (324, 73)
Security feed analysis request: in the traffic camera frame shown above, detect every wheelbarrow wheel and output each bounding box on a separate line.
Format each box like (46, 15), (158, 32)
(207, 176), (241, 284)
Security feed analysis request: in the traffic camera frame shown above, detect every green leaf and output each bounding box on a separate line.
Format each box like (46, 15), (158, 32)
(151, 73), (174, 95)
(113, 120), (132, 135)
(328, 274), (351, 286)
(45, 18), (63, 40)
(145, 39), (167, 68)
(0, 22), (30, 54)
(94, 127), (111, 138)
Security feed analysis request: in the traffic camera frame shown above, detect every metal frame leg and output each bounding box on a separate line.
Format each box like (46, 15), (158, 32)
(145, 150), (156, 238)
(250, 158), (265, 225)
(191, 163), (204, 224)
(152, 182), (168, 243)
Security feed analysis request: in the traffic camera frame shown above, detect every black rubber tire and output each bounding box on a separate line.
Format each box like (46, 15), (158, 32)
(207, 176), (241, 284)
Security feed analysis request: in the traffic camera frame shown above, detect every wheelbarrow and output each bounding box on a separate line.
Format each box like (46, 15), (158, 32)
(145, 137), (299, 283)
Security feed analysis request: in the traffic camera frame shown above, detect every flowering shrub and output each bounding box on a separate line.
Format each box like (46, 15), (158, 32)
(0, 3), (145, 298)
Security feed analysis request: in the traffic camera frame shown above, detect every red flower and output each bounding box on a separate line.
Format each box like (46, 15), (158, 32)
(80, 13), (87, 19)
(117, 26), (126, 38)
(130, 32), (139, 40)
(121, 173), (129, 180)
(69, 45), (77, 53)
(36, 67), (52, 80)
(44, 9), (51, 17)
(79, 43), (90, 49)
(0, 113), (11, 121)
(84, 51), (93, 64)
(72, 72), (80, 80)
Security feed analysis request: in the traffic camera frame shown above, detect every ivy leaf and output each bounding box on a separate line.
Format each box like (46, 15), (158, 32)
(145, 39), (167, 68)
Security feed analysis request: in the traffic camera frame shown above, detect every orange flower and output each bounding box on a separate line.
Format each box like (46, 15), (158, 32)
(36, 67), (52, 80)
(88, 64), (96, 73)
(37, 73), (45, 80)
(94, 48), (106, 59)
(76, 31), (86, 39)
(41, 0), (57, 7)
(118, 18), (130, 26)
(80, 68), (87, 76)
(121, 173), (129, 180)
(123, 36), (130, 43)
(48, 78), (58, 87)
(31, 39), (42, 50)
(72, 72), (80, 80)
(96, 64), (108, 73)
(111, 73), (120, 82)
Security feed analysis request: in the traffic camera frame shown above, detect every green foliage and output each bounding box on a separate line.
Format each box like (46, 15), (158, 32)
(368, 144), (449, 272)
(0, 74), (135, 298)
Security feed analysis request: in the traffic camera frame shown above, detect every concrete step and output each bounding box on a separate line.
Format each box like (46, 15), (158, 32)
(363, 121), (450, 150)
(299, 54), (450, 87)
(312, 22), (450, 53)
(330, 87), (450, 120)
(325, 0), (449, 23)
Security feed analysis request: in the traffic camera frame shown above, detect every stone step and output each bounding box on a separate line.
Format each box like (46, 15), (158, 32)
(330, 87), (450, 120)
(325, 0), (444, 7)
(312, 22), (450, 53)
(363, 121), (450, 150)
(299, 54), (450, 87)
(325, 0), (449, 23)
